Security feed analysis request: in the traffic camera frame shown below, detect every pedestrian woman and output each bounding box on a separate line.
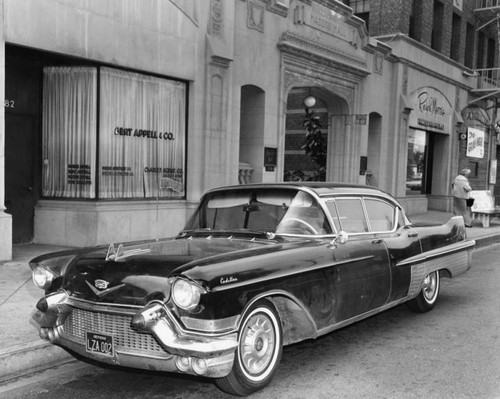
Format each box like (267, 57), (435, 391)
(452, 168), (472, 227)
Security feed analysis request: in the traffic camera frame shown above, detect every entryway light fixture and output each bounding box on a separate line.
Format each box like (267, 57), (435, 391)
(303, 95), (316, 109)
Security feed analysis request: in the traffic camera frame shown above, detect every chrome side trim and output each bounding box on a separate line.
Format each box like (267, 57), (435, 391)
(396, 240), (475, 267)
(407, 250), (471, 297)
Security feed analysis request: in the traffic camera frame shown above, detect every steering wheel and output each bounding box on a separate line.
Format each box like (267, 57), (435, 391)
(279, 217), (318, 234)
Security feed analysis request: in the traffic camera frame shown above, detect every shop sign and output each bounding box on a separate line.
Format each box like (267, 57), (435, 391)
(67, 164), (92, 185)
(409, 87), (452, 133)
(467, 127), (485, 159)
(461, 105), (490, 127)
(264, 147), (277, 167)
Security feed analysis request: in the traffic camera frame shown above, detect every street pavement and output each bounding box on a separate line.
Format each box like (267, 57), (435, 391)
(1, 210), (500, 384)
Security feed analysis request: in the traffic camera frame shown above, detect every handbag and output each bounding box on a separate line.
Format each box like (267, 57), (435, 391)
(466, 198), (475, 207)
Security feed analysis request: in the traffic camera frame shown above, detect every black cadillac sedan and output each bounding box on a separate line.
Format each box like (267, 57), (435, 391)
(30, 183), (474, 396)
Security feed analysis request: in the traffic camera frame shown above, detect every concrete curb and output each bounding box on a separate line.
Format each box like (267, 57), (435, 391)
(0, 341), (73, 384)
(1, 234), (499, 384)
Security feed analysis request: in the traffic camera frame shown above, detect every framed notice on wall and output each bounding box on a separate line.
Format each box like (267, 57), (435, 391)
(490, 160), (497, 184)
(466, 127), (485, 158)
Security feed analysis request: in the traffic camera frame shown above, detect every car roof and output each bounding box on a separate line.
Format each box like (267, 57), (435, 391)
(205, 182), (398, 203)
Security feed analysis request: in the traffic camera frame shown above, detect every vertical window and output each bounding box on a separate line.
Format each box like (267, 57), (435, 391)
(477, 31), (485, 69)
(364, 199), (396, 232)
(99, 68), (186, 199)
(42, 67), (97, 198)
(349, 0), (369, 30)
(465, 23), (475, 69)
(431, 0), (444, 52)
(487, 37), (496, 68)
(406, 130), (426, 195)
(329, 198), (369, 233)
(409, 0), (423, 42)
(450, 13), (461, 62)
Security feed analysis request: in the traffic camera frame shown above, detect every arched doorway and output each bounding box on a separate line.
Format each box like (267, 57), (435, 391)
(283, 87), (351, 182)
(239, 85), (265, 184)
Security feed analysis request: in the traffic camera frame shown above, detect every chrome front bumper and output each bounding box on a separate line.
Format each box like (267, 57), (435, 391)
(34, 292), (237, 378)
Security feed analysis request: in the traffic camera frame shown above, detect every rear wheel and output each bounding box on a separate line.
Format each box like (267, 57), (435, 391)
(216, 300), (283, 396)
(407, 270), (440, 313)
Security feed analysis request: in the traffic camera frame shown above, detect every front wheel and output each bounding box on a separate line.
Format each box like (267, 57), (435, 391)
(216, 300), (283, 396)
(407, 270), (440, 313)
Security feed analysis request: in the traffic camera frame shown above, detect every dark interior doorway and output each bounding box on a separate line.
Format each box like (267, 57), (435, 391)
(5, 114), (37, 243)
(5, 47), (43, 243)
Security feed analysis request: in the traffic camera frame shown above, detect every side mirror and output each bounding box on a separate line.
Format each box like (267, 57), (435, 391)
(331, 231), (348, 245)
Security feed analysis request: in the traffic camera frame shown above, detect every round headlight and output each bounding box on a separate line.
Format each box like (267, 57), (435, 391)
(32, 267), (57, 290)
(172, 279), (202, 310)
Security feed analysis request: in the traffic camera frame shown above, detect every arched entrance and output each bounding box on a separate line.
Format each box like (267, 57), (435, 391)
(239, 85), (265, 184)
(283, 86), (351, 182)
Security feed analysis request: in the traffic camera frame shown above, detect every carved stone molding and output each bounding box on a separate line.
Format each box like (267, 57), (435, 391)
(266, 0), (290, 17)
(402, 63), (408, 95)
(278, 32), (368, 76)
(209, 0), (223, 38)
(373, 53), (383, 75)
(344, 114), (354, 125)
(248, 0), (265, 32)
(283, 70), (355, 107)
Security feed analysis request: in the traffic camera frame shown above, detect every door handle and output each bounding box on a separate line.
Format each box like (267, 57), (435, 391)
(408, 233), (418, 238)
(372, 239), (383, 244)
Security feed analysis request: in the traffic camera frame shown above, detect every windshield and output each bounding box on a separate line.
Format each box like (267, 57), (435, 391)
(183, 188), (332, 235)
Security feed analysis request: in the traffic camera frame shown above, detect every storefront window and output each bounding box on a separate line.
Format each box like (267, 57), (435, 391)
(42, 67), (97, 198)
(99, 68), (186, 199)
(406, 129), (426, 195)
(42, 66), (186, 199)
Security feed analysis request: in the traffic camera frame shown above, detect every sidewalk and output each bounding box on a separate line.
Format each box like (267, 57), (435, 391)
(1, 211), (500, 383)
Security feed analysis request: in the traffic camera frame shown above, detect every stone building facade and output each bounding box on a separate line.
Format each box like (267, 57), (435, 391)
(0, 0), (496, 259)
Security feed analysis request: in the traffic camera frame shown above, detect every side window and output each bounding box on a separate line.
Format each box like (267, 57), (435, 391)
(326, 201), (341, 232)
(364, 199), (396, 232)
(330, 198), (369, 233)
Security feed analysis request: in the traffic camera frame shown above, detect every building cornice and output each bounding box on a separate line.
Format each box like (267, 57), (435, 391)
(376, 33), (476, 92)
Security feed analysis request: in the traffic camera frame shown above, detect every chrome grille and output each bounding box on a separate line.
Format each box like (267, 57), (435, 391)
(62, 307), (168, 356)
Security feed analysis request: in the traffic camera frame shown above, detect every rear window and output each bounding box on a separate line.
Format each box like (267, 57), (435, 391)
(327, 198), (369, 233)
(364, 199), (396, 232)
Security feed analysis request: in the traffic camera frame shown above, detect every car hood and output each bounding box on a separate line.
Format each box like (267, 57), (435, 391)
(48, 234), (314, 306)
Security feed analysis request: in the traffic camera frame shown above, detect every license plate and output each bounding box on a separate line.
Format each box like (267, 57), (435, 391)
(86, 332), (114, 357)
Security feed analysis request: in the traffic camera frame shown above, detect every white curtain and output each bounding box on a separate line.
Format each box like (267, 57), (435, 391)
(99, 67), (186, 199)
(42, 67), (97, 198)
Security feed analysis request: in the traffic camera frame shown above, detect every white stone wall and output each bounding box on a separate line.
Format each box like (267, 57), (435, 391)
(1, 0), (211, 251)
(0, 0), (12, 260)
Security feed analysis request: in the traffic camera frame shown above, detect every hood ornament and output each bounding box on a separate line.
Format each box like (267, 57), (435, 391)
(105, 243), (151, 262)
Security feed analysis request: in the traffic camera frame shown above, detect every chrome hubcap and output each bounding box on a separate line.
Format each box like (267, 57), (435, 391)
(240, 314), (275, 375)
(422, 272), (438, 302)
